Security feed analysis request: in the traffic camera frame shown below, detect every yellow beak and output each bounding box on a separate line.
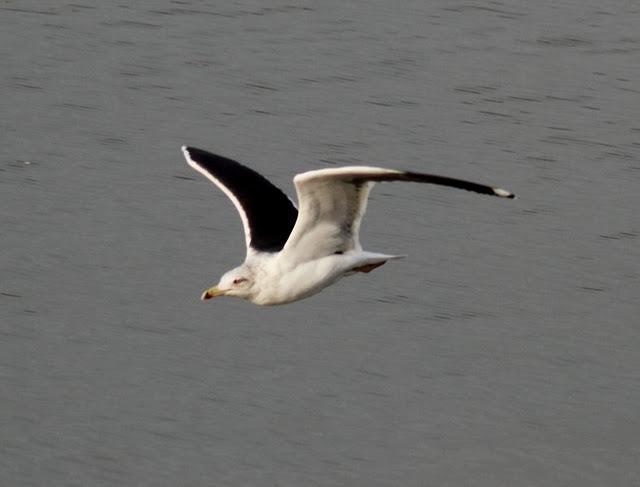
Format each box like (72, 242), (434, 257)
(201, 286), (226, 300)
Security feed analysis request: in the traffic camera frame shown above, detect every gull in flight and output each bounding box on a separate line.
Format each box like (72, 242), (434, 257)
(182, 146), (514, 305)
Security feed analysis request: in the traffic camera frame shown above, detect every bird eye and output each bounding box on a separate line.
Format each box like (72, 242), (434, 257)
(232, 278), (247, 285)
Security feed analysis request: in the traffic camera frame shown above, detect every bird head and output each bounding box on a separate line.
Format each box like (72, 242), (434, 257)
(201, 266), (255, 301)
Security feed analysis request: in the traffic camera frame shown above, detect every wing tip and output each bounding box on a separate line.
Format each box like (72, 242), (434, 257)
(181, 146), (202, 171)
(493, 187), (516, 199)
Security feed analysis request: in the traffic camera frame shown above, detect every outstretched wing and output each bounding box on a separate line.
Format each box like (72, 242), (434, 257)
(182, 146), (298, 253)
(281, 166), (514, 263)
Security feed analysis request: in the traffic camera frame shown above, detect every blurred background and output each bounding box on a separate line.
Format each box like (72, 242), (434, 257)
(1, 1), (639, 485)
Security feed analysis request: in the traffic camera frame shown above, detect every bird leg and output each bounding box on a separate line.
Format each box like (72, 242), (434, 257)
(352, 261), (386, 273)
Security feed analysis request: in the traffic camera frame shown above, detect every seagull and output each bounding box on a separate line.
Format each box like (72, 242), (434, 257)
(182, 146), (514, 306)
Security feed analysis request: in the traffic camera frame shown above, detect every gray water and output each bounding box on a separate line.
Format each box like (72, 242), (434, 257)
(2, 1), (639, 485)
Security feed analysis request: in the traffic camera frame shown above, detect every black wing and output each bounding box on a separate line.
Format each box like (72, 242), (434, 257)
(367, 171), (515, 198)
(182, 146), (298, 253)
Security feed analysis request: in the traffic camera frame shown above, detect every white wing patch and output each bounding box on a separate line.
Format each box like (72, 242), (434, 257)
(293, 166), (402, 185)
(282, 167), (398, 264)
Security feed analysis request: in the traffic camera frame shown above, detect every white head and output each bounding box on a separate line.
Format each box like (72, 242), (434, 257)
(201, 265), (255, 301)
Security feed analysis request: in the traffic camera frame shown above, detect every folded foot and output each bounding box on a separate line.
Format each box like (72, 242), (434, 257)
(352, 261), (386, 273)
